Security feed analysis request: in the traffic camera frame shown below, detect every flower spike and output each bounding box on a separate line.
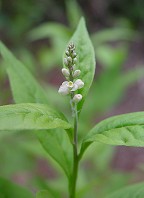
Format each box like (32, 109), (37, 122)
(58, 42), (84, 101)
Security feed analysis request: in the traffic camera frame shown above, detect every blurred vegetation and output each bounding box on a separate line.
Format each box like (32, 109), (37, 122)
(0, 0), (144, 197)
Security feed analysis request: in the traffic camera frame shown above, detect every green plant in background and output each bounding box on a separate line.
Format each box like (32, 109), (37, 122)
(0, 0), (57, 44)
(0, 17), (144, 198)
(28, 0), (136, 70)
(28, 0), (82, 71)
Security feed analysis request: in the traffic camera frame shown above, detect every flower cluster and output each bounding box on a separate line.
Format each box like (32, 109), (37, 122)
(58, 42), (84, 103)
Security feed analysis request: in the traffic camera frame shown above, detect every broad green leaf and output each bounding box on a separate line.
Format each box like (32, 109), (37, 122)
(0, 42), (73, 179)
(36, 129), (73, 178)
(106, 182), (144, 198)
(0, 41), (48, 104)
(66, 0), (83, 29)
(80, 112), (144, 157)
(0, 177), (34, 198)
(68, 18), (95, 112)
(0, 103), (71, 131)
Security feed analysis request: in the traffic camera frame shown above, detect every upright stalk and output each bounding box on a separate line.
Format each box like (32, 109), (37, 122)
(69, 100), (79, 198)
(58, 42), (84, 198)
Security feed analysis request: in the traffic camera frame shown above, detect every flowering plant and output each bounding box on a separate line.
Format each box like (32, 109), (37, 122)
(0, 18), (144, 198)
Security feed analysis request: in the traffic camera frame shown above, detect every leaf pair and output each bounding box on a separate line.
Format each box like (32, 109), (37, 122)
(80, 112), (144, 158)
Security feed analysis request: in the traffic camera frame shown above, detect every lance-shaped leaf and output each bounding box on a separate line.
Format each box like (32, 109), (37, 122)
(67, 18), (96, 113)
(0, 42), (73, 178)
(36, 129), (73, 178)
(80, 112), (144, 157)
(0, 103), (71, 131)
(0, 177), (34, 198)
(0, 41), (48, 104)
(106, 182), (144, 198)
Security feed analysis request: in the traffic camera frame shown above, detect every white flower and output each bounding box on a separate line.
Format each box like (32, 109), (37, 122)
(72, 52), (77, 58)
(67, 81), (74, 88)
(58, 79), (84, 95)
(73, 57), (77, 63)
(73, 94), (82, 103)
(64, 58), (68, 66)
(65, 50), (69, 56)
(73, 70), (81, 78)
(74, 79), (84, 89)
(66, 81), (79, 91)
(67, 56), (72, 63)
(58, 81), (77, 95)
(58, 83), (70, 95)
(62, 68), (70, 77)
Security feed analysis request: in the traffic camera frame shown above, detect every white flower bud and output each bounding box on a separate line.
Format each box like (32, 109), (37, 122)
(67, 56), (72, 63)
(62, 68), (70, 77)
(72, 52), (77, 58)
(73, 57), (77, 64)
(64, 58), (68, 66)
(73, 70), (81, 78)
(73, 94), (82, 103)
(58, 82), (69, 95)
(65, 50), (69, 56)
(62, 81), (68, 85)
(75, 79), (84, 89)
(58, 86), (69, 95)
(71, 84), (78, 91)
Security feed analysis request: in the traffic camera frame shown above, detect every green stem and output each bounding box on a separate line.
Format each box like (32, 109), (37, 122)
(69, 101), (79, 198)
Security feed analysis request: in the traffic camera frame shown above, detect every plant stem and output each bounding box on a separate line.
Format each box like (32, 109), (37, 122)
(69, 100), (79, 198)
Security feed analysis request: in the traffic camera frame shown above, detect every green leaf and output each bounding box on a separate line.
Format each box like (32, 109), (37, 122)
(36, 129), (73, 178)
(0, 42), (73, 179)
(80, 112), (144, 157)
(0, 41), (48, 104)
(0, 177), (34, 198)
(106, 182), (144, 198)
(68, 18), (95, 112)
(0, 103), (71, 131)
